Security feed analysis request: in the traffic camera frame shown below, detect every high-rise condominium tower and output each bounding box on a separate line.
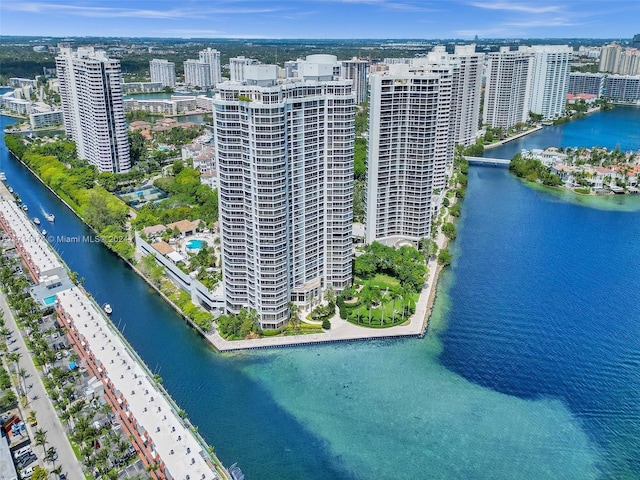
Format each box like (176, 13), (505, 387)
(341, 57), (369, 104)
(416, 45), (483, 147)
(483, 47), (534, 129)
(526, 45), (572, 119)
(199, 48), (222, 85)
(149, 59), (176, 87)
(365, 64), (453, 245)
(213, 65), (355, 329)
(183, 59), (212, 88)
(56, 45), (130, 173)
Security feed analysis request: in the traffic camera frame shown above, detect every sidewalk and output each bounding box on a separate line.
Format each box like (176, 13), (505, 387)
(0, 293), (85, 479)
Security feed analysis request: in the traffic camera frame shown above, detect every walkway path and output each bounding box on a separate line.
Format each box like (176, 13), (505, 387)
(0, 293), (85, 479)
(484, 125), (543, 150)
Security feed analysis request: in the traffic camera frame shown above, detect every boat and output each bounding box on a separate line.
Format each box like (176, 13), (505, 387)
(103, 304), (113, 315)
(22, 205), (28, 212)
(41, 229), (47, 236)
(0, 172), (6, 181)
(33, 218), (41, 225)
(8, 187), (13, 193)
(45, 213), (55, 222)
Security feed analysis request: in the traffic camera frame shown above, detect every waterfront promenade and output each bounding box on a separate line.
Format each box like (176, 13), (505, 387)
(484, 125), (543, 150)
(0, 181), (229, 480)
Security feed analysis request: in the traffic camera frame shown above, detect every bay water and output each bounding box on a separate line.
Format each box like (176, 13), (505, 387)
(1, 107), (639, 479)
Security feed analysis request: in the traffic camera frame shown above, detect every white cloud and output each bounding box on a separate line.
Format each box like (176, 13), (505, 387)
(0, 2), (282, 20)
(469, 2), (563, 14)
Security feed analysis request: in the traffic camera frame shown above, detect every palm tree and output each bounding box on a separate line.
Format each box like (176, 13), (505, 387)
(46, 446), (57, 466)
(51, 466), (63, 479)
(34, 428), (48, 456)
(287, 302), (301, 335)
(18, 367), (28, 398)
(7, 351), (21, 372)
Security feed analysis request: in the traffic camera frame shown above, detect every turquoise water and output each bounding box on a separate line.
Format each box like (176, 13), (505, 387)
(43, 295), (57, 306)
(3, 107), (640, 479)
(186, 239), (204, 250)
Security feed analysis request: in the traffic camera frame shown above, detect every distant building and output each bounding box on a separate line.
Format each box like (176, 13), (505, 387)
(229, 56), (259, 82)
(366, 64), (453, 245)
(30, 109), (64, 130)
(604, 75), (640, 102)
(633, 34), (640, 49)
(213, 64), (355, 329)
(199, 48), (222, 85)
(0, 91), (32, 115)
(56, 45), (130, 173)
(121, 82), (163, 94)
(341, 57), (369, 104)
(568, 72), (606, 97)
(149, 59), (176, 87)
(525, 45), (572, 119)
(9, 77), (38, 88)
(483, 47), (534, 129)
(183, 59), (211, 88)
(599, 43), (640, 75)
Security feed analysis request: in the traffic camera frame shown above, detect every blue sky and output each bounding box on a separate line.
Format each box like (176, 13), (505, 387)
(1, 1), (638, 39)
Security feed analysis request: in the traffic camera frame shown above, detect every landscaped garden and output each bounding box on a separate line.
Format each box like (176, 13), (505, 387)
(337, 242), (427, 328)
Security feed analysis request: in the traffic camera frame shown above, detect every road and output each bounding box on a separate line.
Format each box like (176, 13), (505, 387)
(0, 292), (85, 479)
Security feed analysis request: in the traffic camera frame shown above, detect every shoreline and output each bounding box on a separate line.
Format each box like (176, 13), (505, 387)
(484, 125), (543, 150)
(3, 131), (452, 353)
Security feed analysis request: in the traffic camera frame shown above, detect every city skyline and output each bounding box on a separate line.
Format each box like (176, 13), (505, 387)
(1, 0), (638, 40)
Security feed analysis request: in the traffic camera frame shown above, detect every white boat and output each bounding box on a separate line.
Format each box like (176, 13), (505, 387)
(41, 229), (47, 236)
(22, 205), (28, 212)
(0, 172), (6, 181)
(103, 304), (113, 315)
(8, 187), (13, 193)
(45, 213), (55, 222)
(33, 218), (41, 225)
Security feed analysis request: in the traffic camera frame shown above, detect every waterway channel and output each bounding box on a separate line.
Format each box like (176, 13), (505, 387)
(2, 107), (640, 479)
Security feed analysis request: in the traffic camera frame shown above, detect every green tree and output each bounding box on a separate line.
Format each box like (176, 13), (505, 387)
(287, 302), (301, 335)
(437, 248), (452, 266)
(30, 466), (48, 480)
(442, 222), (457, 240)
(34, 428), (48, 456)
(128, 130), (147, 164)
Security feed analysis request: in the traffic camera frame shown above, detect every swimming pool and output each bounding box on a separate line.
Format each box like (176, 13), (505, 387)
(186, 239), (205, 251)
(43, 295), (57, 306)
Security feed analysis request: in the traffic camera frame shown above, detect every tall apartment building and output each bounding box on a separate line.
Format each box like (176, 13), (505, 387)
(365, 64), (453, 245)
(341, 57), (369, 104)
(483, 47), (534, 129)
(199, 48), (222, 85)
(568, 72), (606, 97)
(183, 59), (211, 88)
(427, 45), (484, 147)
(526, 45), (572, 119)
(599, 43), (640, 75)
(149, 59), (176, 87)
(213, 65), (355, 329)
(229, 56), (259, 82)
(604, 75), (640, 102)
(56, 45), (130, 173)
(599, 43), (623, 73)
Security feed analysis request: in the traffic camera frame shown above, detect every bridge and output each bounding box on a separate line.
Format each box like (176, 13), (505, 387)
(465, 156), (511, 167)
